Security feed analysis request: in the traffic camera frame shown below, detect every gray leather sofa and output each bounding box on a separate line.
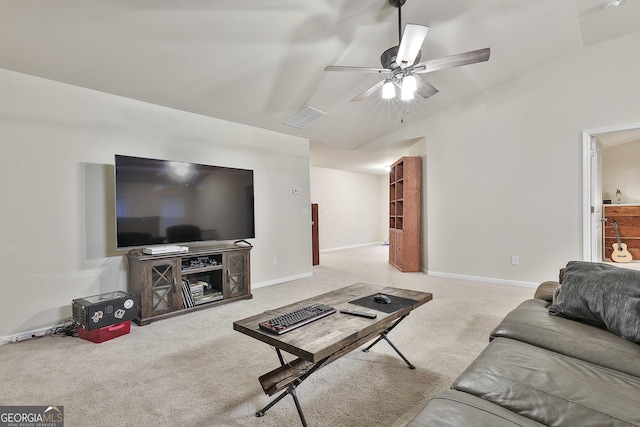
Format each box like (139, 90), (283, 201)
(407, 261), (640, 426)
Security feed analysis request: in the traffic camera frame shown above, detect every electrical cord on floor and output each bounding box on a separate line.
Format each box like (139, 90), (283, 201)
(47, 317), (78, 337)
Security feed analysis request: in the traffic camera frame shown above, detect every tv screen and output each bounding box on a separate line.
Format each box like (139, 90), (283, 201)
(114, 155), (255, 249)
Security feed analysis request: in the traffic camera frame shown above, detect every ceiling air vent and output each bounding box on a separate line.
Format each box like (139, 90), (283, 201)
(284, 106), (326, 129)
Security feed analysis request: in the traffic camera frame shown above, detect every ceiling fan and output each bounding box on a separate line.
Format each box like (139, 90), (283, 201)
(324, 0), (491, 102)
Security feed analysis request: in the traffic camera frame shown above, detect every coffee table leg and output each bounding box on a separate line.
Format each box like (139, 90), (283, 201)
(256, 384), (308, 426)
(255, 388), (290, 418)
(380, 332), (416, 369)
(290, 384), (308, 427)
(361, 335), (384, 352)
(256, 353), (330, 426)
(361, 314), (416, 369)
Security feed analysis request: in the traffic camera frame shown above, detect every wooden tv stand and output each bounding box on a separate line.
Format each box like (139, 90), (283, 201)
(126, 244), (252, 325)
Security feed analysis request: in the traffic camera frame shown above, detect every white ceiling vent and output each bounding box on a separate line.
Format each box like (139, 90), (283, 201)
(284, 106), (326, 129)
(602, 0), (622, 8)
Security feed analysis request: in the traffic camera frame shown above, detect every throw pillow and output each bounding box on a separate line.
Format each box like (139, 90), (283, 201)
(549, 261), (640, 343)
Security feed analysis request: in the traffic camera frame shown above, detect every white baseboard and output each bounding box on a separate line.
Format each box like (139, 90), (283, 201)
(252, 272), (313, 289)
(425, 269), (538, 289)
(320, 242), (384, 253)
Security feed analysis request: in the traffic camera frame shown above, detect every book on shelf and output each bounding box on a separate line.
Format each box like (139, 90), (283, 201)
(181, 278), (222, 307)
(189, 283), (204, 297)
(181, 279), (195, 308)
(194, 292), (223, 305)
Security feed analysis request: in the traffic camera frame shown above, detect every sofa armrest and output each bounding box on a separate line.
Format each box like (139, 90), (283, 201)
(533, 281), (560, 302)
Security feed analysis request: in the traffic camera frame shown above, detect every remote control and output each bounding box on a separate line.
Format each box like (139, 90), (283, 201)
(340, 309), (377, 319)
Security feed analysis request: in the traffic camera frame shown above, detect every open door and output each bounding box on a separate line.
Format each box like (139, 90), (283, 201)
(311, 203), (319, 265)
(583, 124), (640, 261)
(591, 138), (604, 261)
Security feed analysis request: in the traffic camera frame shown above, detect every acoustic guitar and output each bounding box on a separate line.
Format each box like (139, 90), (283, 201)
(611, 220), (632, 263)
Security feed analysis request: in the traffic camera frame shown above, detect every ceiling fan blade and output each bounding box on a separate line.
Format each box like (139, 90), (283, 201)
(396, 24), (429, 68)
(351, 80), (386, 102)
(414, 75), (439, 99)
(324, 65), (390, 74)
(413, 48), (490, 74)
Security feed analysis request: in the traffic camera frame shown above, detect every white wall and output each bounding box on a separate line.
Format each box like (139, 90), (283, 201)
(6, 29), (640, 337)
(417, 31), (640, 285)
(0, 69), (312, 338)
(603, 140), (640, 204)
(310, 166), (386, 251)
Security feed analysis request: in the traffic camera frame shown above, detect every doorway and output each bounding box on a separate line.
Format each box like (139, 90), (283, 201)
(311, 203), (319, 265)
(582, 123), (640, 261)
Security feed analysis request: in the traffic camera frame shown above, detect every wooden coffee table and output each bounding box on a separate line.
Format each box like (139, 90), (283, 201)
(233, 282), (433, 426)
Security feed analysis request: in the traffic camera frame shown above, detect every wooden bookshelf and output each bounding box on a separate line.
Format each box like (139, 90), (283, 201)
(389, 156), (421, 272)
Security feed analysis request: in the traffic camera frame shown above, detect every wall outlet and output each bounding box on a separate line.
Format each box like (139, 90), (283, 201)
(272, 257), (278, 266)
(511, 255), (519, 265)
(336, 234), (340, 241)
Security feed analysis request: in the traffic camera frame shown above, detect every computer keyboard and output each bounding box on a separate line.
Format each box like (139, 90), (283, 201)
(259, 303), (336, 335)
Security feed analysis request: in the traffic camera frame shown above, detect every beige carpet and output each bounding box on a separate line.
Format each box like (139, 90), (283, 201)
(0, 245), (534, 427)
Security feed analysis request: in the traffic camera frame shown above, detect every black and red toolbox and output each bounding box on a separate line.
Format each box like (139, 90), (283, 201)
(72, 291), (138, 343)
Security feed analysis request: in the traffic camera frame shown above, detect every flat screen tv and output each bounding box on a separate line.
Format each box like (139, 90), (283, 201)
(114, 155), (255, 249)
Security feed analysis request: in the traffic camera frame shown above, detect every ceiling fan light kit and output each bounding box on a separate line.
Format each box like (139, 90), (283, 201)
(382, 80), (396, 99)
(401, 84), (415, 101)
(400, 74), (417, 100)
(324, 0), (491, 103)
(403, 75), (417, 92)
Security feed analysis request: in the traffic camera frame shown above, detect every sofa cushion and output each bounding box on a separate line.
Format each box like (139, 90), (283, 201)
(491, 299), (640, 377)
(548, 261), (640, 343)
(406, 389), (545, 427)
(453, 337), (640, 427)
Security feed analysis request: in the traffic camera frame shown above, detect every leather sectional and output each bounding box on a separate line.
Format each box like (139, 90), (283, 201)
(407, 261), (640, 426)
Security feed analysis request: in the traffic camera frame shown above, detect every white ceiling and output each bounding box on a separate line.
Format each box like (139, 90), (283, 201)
(1, 0), (639, 174)
(598, 128), (640, 148)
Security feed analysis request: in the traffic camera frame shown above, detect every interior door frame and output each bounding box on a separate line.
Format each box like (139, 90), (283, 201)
(311, 203), (319, 265)
(582, 122), (640, 261)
